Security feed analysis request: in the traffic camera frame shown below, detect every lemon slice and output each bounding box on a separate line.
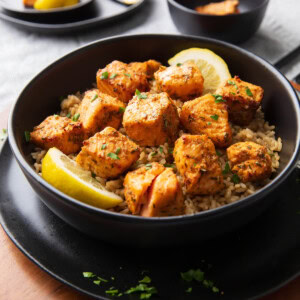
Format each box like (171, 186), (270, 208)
(168, 48), (231, 94)
(42, 147), (123, 209)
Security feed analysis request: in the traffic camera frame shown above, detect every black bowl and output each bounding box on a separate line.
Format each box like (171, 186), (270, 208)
(8, 34), (300, 247)
(167, 0), (269, 43)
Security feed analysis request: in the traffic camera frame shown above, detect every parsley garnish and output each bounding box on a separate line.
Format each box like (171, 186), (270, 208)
(135, 89), (147, 99)
(151, 152), (157, 157)
(108, 152), (120, 160)
(230, 92), (236, 95)
(222, 162), (230, 174)
(145, 164), (152, 170)
(101, 144), (107, 150)
(24, 131), (31, 142)
(210, 114), (219, 121)
(186, 287), (192, 293)
(101, 71), (109, 79)
(119, 106), (125, 113)
(216, 150), (222, 157)
(245, 86), (253, 97)
(91, 94), (98, 102)
(212, 94), (225, 103)
(125, 283), (157, 299)
(181, 269), (204, 282)
(66, 112), (71, 118)
(72, 113), (80, 122)
(159, 146), (164, 153)
(91, 172), (96, 178)
(110, 73), (118, 79)
(105, 289), (119, 296)
(93, 280), (101, 285)
(116, 147), (121, 155)
(139, 276), (151, 283)
(176, 63), (182, 67)
(124, 73), (131, 78)
(207, 122), (212, 125)
(227, 80), (238, 90)
(83, 272), (95, 278)
(232, 174), (240, 184)
(164, 163), (175, 168)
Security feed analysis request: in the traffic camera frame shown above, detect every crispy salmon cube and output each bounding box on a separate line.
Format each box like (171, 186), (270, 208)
(174, 134), (224, 195)
(196, 0), (239, 15)
(77, 89), (125, 137)
(216, 76), (264, 125)
(227, 141), (272, 182)
(140, 168), (184, 217)
(154, 62), (204, 101)
(180, 94), (232, 147)
(124, 162), (165, 215)
(76, 127), (140, 179)
(123, 92), (180, 146)
(96, 60), (161, 103)
(30, 115), (84, 155)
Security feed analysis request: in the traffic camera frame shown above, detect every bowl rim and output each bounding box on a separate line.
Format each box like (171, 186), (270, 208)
(167, 0), (270, 17)
(8, 33), (300, 223)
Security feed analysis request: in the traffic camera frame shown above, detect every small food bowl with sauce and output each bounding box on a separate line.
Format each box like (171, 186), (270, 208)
(167, 0), (270, 43)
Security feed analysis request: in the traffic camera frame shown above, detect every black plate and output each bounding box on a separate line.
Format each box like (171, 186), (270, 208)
(0, 0), (145, 34)
(1, 141), (299, 300)
(0, 0), (94, 15)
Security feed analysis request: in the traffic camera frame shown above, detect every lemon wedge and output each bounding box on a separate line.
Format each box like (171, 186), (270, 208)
(42, 147), (123, 209)
(168, 48), (231, 94)
(34, 0), (78, 10)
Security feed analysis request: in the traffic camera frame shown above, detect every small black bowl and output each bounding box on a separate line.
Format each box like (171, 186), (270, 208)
(8, 34), (300, 247)
(167, 0), (269, 43)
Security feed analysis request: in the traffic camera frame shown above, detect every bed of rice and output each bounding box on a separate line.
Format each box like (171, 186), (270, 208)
(31, 93), (282, 216)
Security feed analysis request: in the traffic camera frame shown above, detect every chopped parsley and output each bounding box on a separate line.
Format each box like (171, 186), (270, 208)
(101, 144), (107, 150)
(125, 283), (157, 299)
(230, 92), (236, 95)
(222, 162), (231, 175)
(176, 63), (182, 67)
(164, 163), (175, 168)
(210, 114), (219, 121)
(119, 106), (125, 113)
(66, 112), (71, 118)
(91, 94), (98, 102)
(227, 80), (238, 90)
(232, 174), (240, 184)
(124, 73), (131, 78)
(212, 94), (225, 103)
(107, 152), (120, 160)
(105, 289), (119, 296)
(93, 280), (101, 285)
(110, 73), (118, 79)
(139, 276), (151, 283)
(212, 286), (220, 293)
(245, 86), (253, 97)
(216, 150), (222, 157)
(91, 172), (96, 178)
(115, 147), (121, 155)
(181, 269), (204, 282)
(159, 146), (164, 153)
(207, 122), (212, 125)
(135, 89), (147, 99)
(0, 128), (7, 141)
(186, 287), (192, 293)
(83, 272), (95, 278)
(101, 71), (109, 79)
(145, 164), (152, 170)
(24, 131), (31, 142)
(72, 113), (80, 122)
(151, 152), (157, 157)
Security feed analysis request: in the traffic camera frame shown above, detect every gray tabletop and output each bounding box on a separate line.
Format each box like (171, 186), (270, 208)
(0, 0), (299, 114)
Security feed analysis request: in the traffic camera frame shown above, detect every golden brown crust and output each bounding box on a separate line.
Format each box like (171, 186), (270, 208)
(216, 76), (264, 125)
(174, 134), (224, 195)
(123, 92), (180, 146)
(30, 115), (84, 154)
(76, 127), (140, 179)
(180, 94), (232, 147)
(77, 89), (125, 137)
(96, 60), (161, 103)
(124, 162), (165, 215)
(154, 62), (204, 102)
(227, 141), (272, 182)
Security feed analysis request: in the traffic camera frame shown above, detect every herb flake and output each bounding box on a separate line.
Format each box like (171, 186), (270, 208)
(101, 144), (107, 150)
(72, 113), (80, 122)
(91, 94), (98, 102)
(139, 276), (151, 284)
(210, 114), (219, 121)
(135, 89), (147, 99)
(222, 162), (231, 175)
(245, 86), (253, 97)
(83, 272), (95, 278)
(24, 131), (31, 142)
(110, 73), (118, 79)
(212, 94), (225, 103)
(107, 152), (120, 160)
(101, 71), (109, 79)
(119, 106), (125, 113)
(227, 80), (238, 90)
(232, 174), (240, 184)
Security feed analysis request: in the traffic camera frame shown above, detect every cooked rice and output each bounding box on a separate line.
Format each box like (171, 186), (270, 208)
(31, 93), (282, 216)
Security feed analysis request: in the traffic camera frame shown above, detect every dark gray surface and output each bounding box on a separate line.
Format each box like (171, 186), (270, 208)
(0, 0), (300, 113)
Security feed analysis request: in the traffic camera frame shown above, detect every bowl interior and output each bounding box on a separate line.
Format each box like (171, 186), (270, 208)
(10, 35), (299, 214)
(172, 0), (267, 14)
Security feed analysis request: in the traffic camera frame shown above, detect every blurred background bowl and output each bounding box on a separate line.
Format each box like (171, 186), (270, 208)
(167, 0), (270, 43)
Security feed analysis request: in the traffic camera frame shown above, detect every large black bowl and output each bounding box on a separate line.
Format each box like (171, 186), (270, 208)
(167, 0), (269, 43)
(8, 34), (300, 247)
